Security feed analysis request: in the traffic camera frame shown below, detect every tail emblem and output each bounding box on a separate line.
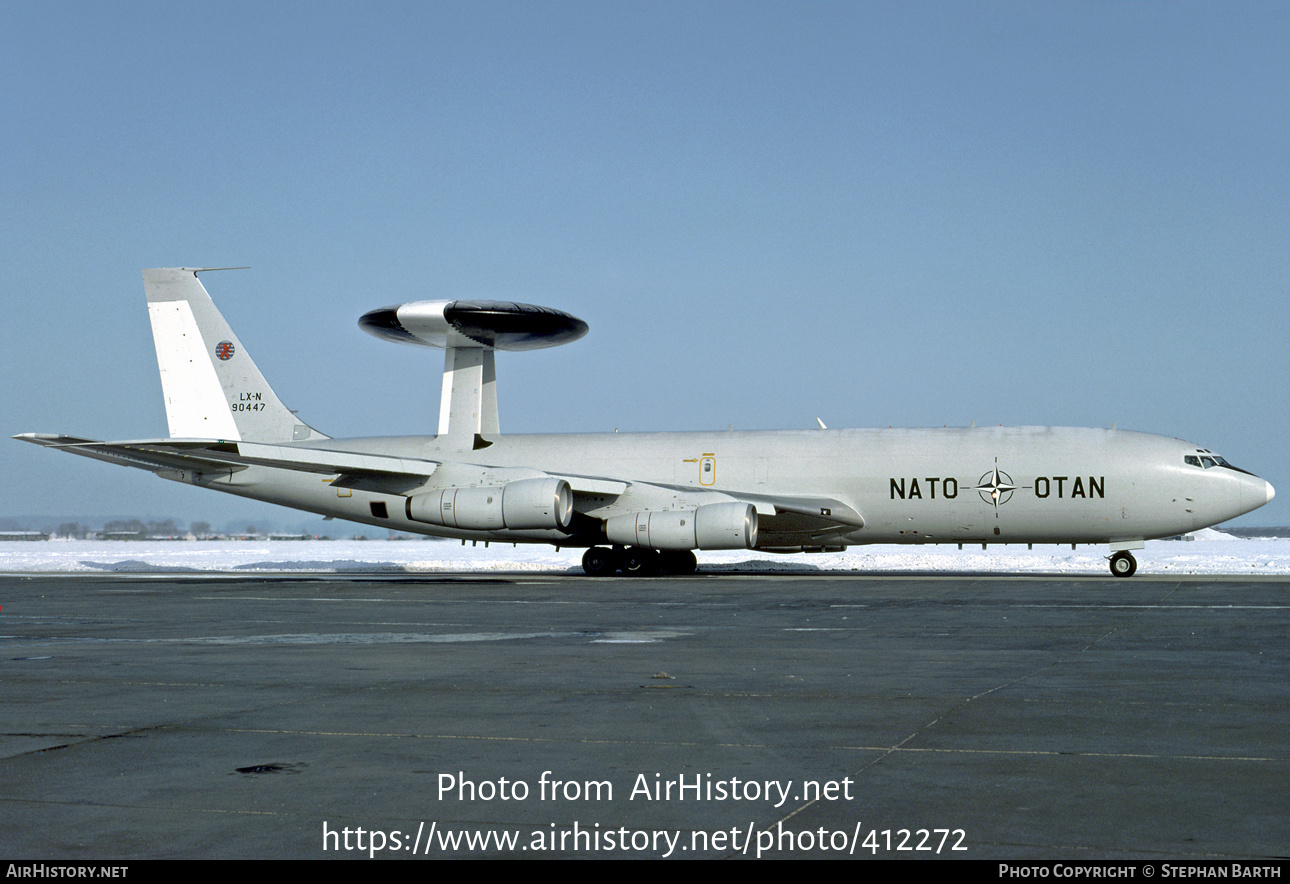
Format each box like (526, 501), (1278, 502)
(215, 341), (235, 361)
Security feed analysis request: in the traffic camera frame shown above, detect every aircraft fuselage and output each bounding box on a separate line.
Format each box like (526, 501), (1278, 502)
(181, 425), (1271, 550)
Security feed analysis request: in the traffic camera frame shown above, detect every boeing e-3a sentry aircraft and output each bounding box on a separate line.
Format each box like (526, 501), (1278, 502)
(17, 268), (1275, 577)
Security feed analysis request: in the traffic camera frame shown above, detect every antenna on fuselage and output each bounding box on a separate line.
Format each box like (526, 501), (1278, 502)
(358, 299), (588, 450)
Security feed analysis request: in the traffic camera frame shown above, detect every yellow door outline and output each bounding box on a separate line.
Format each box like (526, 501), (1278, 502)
(700, 454), (716, 486)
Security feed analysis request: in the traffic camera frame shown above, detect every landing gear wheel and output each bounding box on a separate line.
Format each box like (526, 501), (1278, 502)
(1109, 551), (1137, 578)
(659, 550), (698, 575)
(620, 548), (660, 576)
(582, 547), (621, 576)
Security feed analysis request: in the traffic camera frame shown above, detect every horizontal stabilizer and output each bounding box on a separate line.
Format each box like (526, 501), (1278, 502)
(14, 434), (438, 482)
(14, 434), (250, 474)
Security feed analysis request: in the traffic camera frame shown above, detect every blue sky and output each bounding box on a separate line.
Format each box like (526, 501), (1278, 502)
(3, 1), (1287, 529)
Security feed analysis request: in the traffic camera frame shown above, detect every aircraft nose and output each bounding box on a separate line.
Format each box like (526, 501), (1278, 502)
(1235, 472), (1275, 516)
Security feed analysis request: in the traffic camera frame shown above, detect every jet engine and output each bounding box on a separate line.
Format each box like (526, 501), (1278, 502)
(604, 502), (757, 550)
(407, 477), (573, 531)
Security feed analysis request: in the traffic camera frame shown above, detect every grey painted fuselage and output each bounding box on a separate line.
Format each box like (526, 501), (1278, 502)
(195, 424), (1271, 549)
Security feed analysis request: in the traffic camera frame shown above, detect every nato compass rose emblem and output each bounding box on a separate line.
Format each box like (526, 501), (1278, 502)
(972, 459), (1017, 516)
(215, 341), (235, 361)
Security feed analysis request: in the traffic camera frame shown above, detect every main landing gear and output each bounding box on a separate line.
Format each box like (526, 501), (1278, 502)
(581, 546), (698, 576)
(1109, 550), (1137, 578)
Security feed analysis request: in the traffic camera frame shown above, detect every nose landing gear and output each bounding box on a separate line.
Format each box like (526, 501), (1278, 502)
(1109, 550), (1137, 578)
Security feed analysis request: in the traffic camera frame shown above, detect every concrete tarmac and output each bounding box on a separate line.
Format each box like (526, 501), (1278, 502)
(0, 571), (1286, 859)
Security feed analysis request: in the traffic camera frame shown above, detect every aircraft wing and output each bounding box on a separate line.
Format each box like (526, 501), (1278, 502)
(732, 491), (865, 529)
(724, 490), (865, 547)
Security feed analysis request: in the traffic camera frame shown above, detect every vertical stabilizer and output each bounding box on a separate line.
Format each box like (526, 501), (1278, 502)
(143, 268), (327, 442)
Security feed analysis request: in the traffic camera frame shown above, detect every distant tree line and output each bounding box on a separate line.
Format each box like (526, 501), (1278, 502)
(50, 519), (226, 539)
(4, 515), (444, 540)
(97, 519), (186, 537)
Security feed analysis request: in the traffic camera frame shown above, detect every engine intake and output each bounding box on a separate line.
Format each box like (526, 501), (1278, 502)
(407, 477), (573, 531)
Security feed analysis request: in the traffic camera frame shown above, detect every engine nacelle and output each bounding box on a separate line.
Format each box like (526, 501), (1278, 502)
(407, 477), (573, 531)
(604, 502), (757, 550)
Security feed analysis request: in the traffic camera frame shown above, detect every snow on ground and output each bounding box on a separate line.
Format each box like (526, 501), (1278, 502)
(2, 530), (1288, 575)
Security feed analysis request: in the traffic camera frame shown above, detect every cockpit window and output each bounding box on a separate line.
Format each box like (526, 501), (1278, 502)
(1187, 452), (1239, 470)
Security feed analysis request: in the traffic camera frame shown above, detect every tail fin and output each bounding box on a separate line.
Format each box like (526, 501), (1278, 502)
(143, 268), (327, 442)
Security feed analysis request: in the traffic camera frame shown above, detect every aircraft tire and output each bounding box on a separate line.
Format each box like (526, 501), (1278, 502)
(659, 550), (698, 574)
(1109, 551), (1137, 578)
(582, 547), (621, 576)
(620, 548), (660, 576)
